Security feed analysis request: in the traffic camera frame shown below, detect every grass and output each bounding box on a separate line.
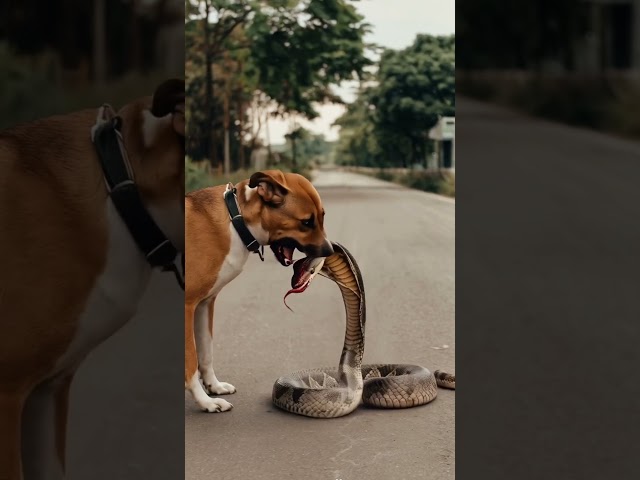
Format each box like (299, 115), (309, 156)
(400, 171), (455, 197)
(457, 70), (640, 140)
(186, 157), (312, 193)
(0, 41), (171, 129)
(369, 168), (455, 198)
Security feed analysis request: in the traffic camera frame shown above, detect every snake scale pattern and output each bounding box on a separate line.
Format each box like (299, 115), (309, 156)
(272, 242), (455, 418)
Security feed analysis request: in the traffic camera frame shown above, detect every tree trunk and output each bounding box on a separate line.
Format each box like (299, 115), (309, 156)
(129, 0), (142, 72)
(223, 91), (231, 175)
(238, 98), (246, 170)
(291, 138), (297, 168)
(203, 2), (217, 169)
(93, 0), (106, 85)
(265, 112), (273, 166)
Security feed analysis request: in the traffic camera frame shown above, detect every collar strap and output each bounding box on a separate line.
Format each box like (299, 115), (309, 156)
(224, 184), (264, 261)
(91, 104), (184, 286)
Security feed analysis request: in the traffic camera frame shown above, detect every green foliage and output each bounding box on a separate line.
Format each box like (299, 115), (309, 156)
(335, 34), (455, 168)
(0, 42), (170, 130)
(0, 43), (63, 128)
(399, 171), (454, 197)
(371, 34), (455, 166)
(458, 72), (640, 140)
(186, 156), (214, 193)
(185, 157), (312, 194)
(186, 0), (371, 172)
(358, 168), (455, 197)
(283, 126), (332, 168)
(334, 89), (382, 167)
(249, 0), (372, 118)
(374, 169), (394, 182)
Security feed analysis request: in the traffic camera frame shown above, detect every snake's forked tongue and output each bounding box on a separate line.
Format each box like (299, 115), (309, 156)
(283, 257), (317, 312)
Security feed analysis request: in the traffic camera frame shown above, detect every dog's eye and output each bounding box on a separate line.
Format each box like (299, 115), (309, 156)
(301, 216), (315, 228)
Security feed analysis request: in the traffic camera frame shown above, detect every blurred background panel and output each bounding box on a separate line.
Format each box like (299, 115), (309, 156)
(0, 1), (185, 478)
(0, 0), (184, 129)
(457, 0), (640, 139)
(456, 1), (640, 479)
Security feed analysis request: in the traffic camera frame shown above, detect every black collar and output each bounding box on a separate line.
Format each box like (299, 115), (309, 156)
(91, 105), (184, 289)
(224, 184), (264, 261)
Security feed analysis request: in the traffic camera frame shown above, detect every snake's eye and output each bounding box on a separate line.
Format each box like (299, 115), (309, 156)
(310, 268), (315, 274)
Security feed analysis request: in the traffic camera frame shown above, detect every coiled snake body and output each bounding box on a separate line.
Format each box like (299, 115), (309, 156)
(272, 242), (455, 418)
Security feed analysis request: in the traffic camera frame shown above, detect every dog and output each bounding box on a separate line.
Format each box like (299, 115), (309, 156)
(0, 79), (185, 479)
(185, 170), (333, 412)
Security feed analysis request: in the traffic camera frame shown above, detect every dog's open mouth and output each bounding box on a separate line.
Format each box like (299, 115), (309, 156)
(270, 238), (302, 267)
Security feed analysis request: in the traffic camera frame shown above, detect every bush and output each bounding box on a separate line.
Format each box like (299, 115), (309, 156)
(398, 171), (455, 197)
(185, 160), (315, 194)
(607, 83), (640, 138)
(0, 42), (170, 130)
(375, 169), (395, 182)
(290, 165), (313, 182)
(457, 71), (640, 141)
(185, 157), (214, 193)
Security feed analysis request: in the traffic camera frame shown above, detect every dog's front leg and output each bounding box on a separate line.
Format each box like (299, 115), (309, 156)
(0, 390), (26, 480)
(195, 298), (236, 396)
(185, 302), (232, 413)
(20, 374), (72, 480)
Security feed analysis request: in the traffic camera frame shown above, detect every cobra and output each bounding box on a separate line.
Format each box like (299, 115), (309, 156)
(273, 242), (455, 418)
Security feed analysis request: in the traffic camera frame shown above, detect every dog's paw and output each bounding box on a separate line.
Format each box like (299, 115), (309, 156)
(200, 398), (233, 413)
(206, 381), (236, 395)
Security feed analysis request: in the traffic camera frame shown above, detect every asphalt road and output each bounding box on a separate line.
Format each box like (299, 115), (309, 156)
(454, 96), (640, 479)
(185, 170), (456, 480)
(66, 271), (185, 480)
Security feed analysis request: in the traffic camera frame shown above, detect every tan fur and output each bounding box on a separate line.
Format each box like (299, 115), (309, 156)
(184, 171), (332, 409)
(0, 79), (184, 479)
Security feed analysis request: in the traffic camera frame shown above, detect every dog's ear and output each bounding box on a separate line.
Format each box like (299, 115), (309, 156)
(151, 78), (185, 137)
(249, 170), (290, 206)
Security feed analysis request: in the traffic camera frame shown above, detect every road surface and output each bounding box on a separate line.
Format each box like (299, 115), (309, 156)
(185, 169), (456, 480)
(66, 271), (185, 479)
(455, 97), (640, 478)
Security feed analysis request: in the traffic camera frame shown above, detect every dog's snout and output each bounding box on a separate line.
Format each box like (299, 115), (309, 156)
(303, 239), (334, 258)
(319, 240), (334, 257)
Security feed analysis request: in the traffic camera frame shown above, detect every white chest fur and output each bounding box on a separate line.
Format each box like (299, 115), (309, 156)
(206, 223), (251, 299)
(54, 200), (153, 374)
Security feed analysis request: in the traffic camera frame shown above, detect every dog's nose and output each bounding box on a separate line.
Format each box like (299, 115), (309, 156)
(319, 239), (334, 257)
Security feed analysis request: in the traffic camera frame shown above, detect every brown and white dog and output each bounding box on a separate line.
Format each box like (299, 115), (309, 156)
(0, 79), (185, 479)
(185, 170), (333, 412)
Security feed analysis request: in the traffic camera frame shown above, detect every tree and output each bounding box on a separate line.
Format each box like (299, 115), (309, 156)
(334, 34), (455, 169)
(185, 0), (372, 173)
(369, 34), (455, 167)
(248, 0), (372, 119)
(186, 0), (252, 172)
(334, 87), (381, 167)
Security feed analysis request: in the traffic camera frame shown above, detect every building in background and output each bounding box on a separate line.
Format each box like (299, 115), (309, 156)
(428, 116), (455, 172)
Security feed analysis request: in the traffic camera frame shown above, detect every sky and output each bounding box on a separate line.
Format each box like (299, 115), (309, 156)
(264, 0), (455, 144)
